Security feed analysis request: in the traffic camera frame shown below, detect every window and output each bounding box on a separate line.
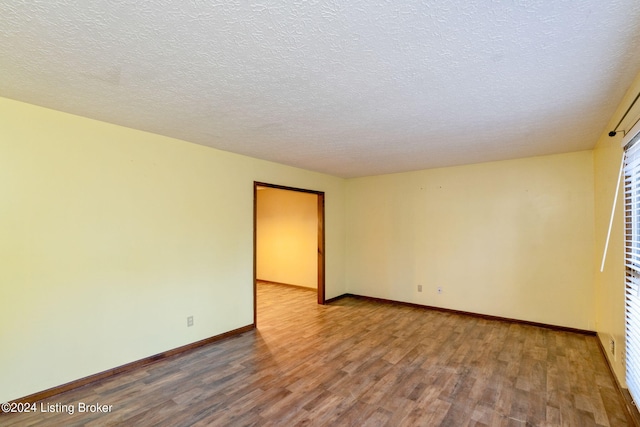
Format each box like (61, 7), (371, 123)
(625, 133), (640, 403)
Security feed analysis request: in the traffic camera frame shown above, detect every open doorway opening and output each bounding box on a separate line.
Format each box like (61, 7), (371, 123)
(253, 182), (325, 325)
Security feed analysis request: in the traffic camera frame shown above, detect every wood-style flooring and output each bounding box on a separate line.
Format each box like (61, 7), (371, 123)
(1, 282), (631, 426)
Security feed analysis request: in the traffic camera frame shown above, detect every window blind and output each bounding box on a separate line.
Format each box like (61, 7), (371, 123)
(625, 133), (640, 404)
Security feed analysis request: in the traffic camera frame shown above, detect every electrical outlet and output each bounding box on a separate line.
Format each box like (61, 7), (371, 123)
(610, 338), (616, 357)
(187, 316), (194, 327)
(417, 285), (422, 292)
(437, 287), (442, 294)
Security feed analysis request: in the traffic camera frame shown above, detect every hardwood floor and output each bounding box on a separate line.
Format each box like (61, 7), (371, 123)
(1, 282), (631, 426)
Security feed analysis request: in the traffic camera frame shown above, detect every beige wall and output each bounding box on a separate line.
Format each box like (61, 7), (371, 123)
(257, 188), (318, 288)
(345, 151), (596, 330)
(0, 97), (346, 403)
(593, 71), (640, 387)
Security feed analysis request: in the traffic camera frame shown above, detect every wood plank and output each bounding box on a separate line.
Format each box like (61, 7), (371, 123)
(0, 282), (630, 426)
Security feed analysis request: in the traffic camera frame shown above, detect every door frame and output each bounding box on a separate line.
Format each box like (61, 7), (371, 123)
(253, 181), (326, 325)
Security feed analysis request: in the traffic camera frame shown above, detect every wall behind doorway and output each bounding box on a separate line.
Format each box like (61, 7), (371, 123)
(256, 187), (318, 289)
(1, 97), (346, 404)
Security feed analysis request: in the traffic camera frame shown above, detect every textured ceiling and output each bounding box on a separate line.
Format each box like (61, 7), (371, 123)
(2, 1), (640, 178)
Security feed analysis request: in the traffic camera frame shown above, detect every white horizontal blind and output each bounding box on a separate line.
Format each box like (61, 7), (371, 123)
(625, 135), (640, 404)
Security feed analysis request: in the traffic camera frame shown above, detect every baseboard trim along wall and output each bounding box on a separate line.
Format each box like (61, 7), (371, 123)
(596, 333), (640, 426)
(328, 293), (596, 336)
(4, 324), (255, 410)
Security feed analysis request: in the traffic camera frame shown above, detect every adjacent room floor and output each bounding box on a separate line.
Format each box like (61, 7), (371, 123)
(1, 282), (630, 426)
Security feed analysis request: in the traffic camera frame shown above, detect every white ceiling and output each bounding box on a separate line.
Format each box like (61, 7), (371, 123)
(2, 1), (640, 178)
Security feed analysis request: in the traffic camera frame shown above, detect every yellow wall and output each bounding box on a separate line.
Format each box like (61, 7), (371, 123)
(593, 72), (640, 387)
(345, 151), (596, 330)
(0, 97), (346, 403)
(257, 188), (318, 288)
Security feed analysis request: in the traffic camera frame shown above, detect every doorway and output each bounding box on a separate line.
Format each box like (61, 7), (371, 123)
(253, 182), (325, 325)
